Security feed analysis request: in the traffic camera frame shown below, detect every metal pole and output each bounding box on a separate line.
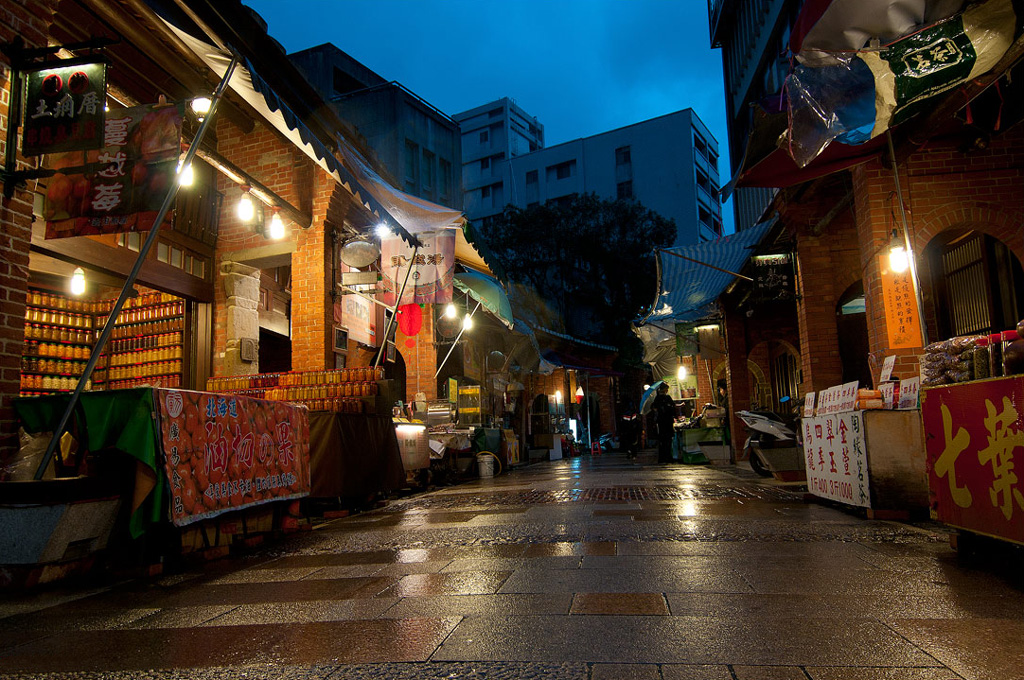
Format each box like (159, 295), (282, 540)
(375, 244), (418, 368)
(434, 300), (482, 379)
(34, 57), (239, 479)
(886, 130), (929, 347)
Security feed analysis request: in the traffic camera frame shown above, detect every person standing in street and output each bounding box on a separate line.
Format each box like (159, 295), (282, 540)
(652, 383), (676, 464)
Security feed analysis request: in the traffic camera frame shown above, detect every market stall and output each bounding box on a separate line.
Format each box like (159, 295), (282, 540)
(8, 387), (310, 581)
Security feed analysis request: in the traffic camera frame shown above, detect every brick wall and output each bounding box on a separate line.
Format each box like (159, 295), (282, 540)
(0, 0), (59, 459)
(853, 125), (1024, 385)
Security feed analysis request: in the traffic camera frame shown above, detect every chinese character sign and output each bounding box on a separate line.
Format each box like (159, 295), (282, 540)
(879, 255), (923, 349)
(155, 389), (311, 527)
(922, 379), (1024, 545)
(22, 60), (106, 156)
(803, 412), (871, 508)
(43, 103), (182, 239)
(380, 230), (455, 306)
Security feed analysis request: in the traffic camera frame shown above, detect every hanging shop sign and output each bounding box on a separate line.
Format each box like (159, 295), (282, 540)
(380, 229), (455, 306)
(155, 389), (311, 527)
(22, 59), (107, 157)
(802, 410), (871, 508)
(750, 252), (795, 303)
(43, 102), (183, 239)
(335, 294), (376, 347)
(879, 255), (923, 349)
(921, 377), (1024, 546)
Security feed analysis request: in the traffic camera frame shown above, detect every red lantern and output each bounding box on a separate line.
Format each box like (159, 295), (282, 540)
(397, 303), (423, 337)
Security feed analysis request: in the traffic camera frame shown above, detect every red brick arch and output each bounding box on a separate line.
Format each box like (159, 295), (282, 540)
(913, 205), (1024, 263)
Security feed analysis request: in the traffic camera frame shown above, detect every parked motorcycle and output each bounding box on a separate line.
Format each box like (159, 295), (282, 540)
(736, 397), (802, 477)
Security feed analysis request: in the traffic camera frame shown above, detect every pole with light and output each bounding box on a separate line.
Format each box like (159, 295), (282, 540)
(886, 130), (929, 346)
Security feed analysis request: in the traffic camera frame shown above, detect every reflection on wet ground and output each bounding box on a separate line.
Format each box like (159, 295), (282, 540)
(1, 450), (1022, 680)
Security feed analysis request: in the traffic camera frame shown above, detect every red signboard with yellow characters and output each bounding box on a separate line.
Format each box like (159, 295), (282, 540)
(154, 388), (311, 526)
(922, 378), (1024, 546)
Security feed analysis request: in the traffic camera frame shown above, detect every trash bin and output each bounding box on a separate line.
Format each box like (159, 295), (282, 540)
(476, 453), (495, 478)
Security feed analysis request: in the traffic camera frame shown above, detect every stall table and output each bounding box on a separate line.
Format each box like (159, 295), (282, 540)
(308, 412), (405, 500)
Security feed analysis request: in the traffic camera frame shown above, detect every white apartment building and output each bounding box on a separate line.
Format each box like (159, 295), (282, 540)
(456, 103), (722, 246)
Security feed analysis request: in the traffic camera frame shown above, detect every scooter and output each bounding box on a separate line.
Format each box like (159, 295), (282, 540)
(735, 403), (800, 477)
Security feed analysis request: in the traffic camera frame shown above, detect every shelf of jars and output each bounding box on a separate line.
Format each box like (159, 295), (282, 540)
(206, 367), (385, 414)
(22, 289), (186, 397)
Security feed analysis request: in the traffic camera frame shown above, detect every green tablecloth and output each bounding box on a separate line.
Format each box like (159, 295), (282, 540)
(13, 388), (165, 538)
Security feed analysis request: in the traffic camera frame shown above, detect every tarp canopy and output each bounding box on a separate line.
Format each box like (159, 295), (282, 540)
(640, 220), (774, 336)
(453, 271), (514, 329)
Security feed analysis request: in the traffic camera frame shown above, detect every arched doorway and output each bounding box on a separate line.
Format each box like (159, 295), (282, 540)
(925, 229), (1024, 338)
(836, 281), (871, 386)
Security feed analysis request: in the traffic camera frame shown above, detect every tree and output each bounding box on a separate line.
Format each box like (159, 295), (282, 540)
(480, 193), (675, 362)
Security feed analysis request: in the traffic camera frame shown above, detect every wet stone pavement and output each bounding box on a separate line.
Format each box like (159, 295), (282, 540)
(2, 450), (1023, 680)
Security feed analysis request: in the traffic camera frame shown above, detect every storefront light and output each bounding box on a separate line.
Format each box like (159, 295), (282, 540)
(375, 223), (391, 239)
(190, 96), (212, 121)
(69, 267), (86, 296)
(237, 185), (255, 222)
(268, 209), (285, 240)
(176, 160), (194, 187)
(555, 390), (563, 404)
(677, 364), (688, 381)
(444, 303), (457, 319)
(462, 313), (474, 331)
(889, 228), (910, 273)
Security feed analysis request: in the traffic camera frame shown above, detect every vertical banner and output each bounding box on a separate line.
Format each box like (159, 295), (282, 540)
(380, 230), (455, 306)
(879, 255), (923, 349)
(155, 389), (311, 527)
(22, 59), (107, 156)
(922, 378), (1024, 545)
(803, 411), (872, 508)
(44, 103), (182, 239)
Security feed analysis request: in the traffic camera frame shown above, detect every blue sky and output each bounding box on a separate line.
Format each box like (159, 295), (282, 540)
(245, 0), (733, 232)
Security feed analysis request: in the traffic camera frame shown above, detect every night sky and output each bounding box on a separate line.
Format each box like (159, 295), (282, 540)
(245, 0), (733, 232)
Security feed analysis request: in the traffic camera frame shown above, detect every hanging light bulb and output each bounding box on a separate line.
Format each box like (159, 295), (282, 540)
(888, 228), (910, 273)
(269, 209), (285, 240)
(677, 364), (688, 381)
(444, 303), (457, 319)
(177, 160), (194, 187)
(237, 185), (254, 222)
(190, 96), (212, 121)
(462, 313), (474, 331)
(555, 390), (563, 404)
(375, 223), (391, 239)
(70, 267), (86, 296)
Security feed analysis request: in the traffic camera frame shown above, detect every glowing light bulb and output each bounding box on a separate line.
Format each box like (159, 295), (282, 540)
(889, 245), (909, 273)
(177, 161), (194, 187)
(462, 314), (473, 331)
(375, 223), (391, 239)
(269, 211), (285, 240)
(677, 365), (688, 381)
(70, 267), (86, 296)
(444, 303), (457, 319)
(237, 187), (254, 221)
(191, 96), (212, 120)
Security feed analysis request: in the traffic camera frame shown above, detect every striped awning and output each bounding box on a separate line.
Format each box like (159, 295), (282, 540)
(641, 220), (775, 329)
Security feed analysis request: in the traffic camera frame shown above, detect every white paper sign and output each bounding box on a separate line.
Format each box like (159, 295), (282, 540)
(879, 355), (896, 382)
(803, 392), (817, 418)
(838, 381), (859, 413)
(879, 382), (895, 409)
(802, 412), (871, 508)
(897, 377), (921, 410)
(817, 382), (859, 415)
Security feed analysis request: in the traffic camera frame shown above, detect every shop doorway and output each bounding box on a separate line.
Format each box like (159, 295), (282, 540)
(926, 230), (1024, 338)
(836, 281), (871, 386)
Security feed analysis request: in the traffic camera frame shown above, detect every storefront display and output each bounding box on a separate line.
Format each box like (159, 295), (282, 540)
(207, 367), (385, 414)
(922, 376), (1024, 546)
(19, 288), (185, 396)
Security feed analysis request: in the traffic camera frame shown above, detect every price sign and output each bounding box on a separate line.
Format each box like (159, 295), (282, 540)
(879, 355), (896, 382)
(897, 377), (921, 410)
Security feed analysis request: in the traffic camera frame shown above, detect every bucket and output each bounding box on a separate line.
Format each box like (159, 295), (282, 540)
(476, 453), (495, 478)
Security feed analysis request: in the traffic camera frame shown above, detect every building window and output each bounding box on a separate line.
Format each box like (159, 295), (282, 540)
(438, 158), (451, 199)
(615, 146), (631, 166)
(694, 134), (708, 160)
(617, 181), (633, 199)
(696, 168), (711, 193)
(422, 150), (435, 191)
(526, 170), (538, 185)
(481, 157), (490, 171)
(481, 185), (490, 199)
(405, 140), (419, 186)
(546, 160), (575, 182)
(480, 129), (489, 144)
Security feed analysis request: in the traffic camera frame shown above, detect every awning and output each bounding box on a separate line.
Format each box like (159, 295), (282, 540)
(163, 19), (422, 245)
(453, 271), (514, 329)
(640, 219), (774, 334)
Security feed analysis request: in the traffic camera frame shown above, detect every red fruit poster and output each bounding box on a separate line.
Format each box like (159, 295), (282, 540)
(43, 102), (182, 239)
(155, 388), (311, 527)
